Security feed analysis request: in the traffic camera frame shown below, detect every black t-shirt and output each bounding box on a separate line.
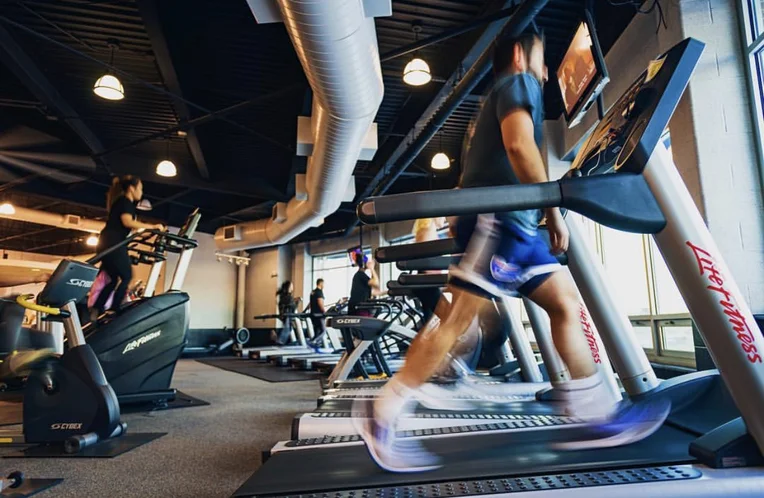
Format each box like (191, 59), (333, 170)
(278, 291), (296, 315)
(348, 270), (371, 312)
(461, 73), (544, 234)
(99, 195), (136, 249)
(309, 288), (324, 316)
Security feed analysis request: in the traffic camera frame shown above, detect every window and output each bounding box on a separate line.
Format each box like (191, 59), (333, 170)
(739, 0), (764, 187)
(387, 235), (414, 285)
(312, 248), (370, 305)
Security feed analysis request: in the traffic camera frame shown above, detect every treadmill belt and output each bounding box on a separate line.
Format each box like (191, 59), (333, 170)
(242, 466), (701, 498)
(196, 357), (325, 383)
(234, 425), (695, 496)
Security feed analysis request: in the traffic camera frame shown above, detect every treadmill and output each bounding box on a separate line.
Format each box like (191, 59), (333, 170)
(233, 38), (764, 497)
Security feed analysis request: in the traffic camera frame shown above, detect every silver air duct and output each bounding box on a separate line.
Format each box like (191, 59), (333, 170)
(215, 0), (386, 251)
(0, 205), (105, 234)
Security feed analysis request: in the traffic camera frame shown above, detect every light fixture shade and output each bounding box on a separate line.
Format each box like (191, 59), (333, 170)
(0, 202), (15, 215)
(403, 58), (432, 86)
(431, 152), (450, 170)
(137, 199), (153, 211)
(156, 159), (177, 178)
(86, 235), (99, 247)
(93, 74), (125, 101)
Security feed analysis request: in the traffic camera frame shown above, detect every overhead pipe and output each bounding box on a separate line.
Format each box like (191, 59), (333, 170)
(347, 0), (550, 234)
(0, 205), (104, 234)
(215, 0), (385, 252)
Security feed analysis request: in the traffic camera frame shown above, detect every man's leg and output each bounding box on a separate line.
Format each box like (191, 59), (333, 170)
(525, 271), (596, 380)
(374, 287), (489, 424)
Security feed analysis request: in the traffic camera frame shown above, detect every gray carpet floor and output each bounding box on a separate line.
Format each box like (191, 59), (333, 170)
(0, 359), (322, 498)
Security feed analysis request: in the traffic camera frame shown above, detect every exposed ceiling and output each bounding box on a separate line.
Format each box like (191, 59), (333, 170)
(0, 0), (640, 255)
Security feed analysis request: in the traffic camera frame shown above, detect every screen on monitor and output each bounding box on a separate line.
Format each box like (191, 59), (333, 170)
(557, 15), (609, 128)
(558, 22), (597, 115)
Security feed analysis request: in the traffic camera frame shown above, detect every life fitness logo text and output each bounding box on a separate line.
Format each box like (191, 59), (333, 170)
(334, 318), (361, 325)
(67, 278), (93, 288)
(51, 423), (82, 430)
(687, 241), (762, 363)
(123, 330), (162, 354)
(579, 304), (601, 364)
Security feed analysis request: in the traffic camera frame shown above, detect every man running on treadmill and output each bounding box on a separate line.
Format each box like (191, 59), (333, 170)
(353, 31), (669, 473)
(307, 279), (327, 347)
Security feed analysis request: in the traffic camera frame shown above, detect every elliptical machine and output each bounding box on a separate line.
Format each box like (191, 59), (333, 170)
(0, 258), (125, 453)
(85, 209), (201, 407)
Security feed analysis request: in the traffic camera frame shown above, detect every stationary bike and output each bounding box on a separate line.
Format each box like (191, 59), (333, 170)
(0, 258), (125, 453)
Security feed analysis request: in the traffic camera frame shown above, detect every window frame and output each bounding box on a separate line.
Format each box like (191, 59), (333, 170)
(737, 0), (764, 199)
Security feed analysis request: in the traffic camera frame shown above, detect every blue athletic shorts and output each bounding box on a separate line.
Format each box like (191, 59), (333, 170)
(449, 214), (562, 298)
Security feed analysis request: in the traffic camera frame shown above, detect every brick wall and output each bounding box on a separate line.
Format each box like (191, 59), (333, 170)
(549, 0), (764, 313)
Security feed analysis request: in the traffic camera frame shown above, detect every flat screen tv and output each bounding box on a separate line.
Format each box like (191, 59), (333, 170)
(557, 10), (609, 128)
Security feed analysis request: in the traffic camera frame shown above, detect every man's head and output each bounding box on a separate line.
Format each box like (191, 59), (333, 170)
(316, 278), (324, 289)
(493, 32), (547, 85)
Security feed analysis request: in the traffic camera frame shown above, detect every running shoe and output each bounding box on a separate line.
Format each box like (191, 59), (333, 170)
(552, 397), (671, 451)
(351, 398), (442, 473)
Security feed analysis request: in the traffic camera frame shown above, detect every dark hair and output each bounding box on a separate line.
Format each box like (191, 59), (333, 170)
(492, 32), (544, 76)
(107, 175), (141, 209)
(353, 251), (365, 268)
(277, 280), (293, 296)
(316, 278), (323, 286)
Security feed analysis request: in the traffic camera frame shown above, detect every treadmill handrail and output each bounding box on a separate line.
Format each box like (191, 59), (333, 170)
(376, 238), (461, 263)
(358, 175), (667, 235)
(398, 273), (449, 286)
(358, 182), (562, 225)
(397, 255), (461, 271)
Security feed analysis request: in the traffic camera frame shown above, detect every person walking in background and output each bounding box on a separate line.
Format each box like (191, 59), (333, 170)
(272, 281), (298, 345)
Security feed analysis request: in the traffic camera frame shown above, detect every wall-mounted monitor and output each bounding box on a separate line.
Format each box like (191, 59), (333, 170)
(557, 10), (609, 128)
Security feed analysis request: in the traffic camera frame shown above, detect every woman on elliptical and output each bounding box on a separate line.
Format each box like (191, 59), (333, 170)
(90, 176), (164, 322)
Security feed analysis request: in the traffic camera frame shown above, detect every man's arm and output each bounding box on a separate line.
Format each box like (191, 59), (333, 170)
(500, 109), (568, 253)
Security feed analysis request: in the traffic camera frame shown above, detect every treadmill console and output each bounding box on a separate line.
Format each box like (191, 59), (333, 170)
(570, 38), (705, 177)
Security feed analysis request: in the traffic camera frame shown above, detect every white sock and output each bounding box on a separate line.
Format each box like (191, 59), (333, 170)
(550, 374), (603, 400)
(374, 377), (415, 427)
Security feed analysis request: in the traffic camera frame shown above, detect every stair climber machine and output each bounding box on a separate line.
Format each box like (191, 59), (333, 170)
(0, 257), (126, 454)
(84, 208), (201, 407)
(233, 39), (764, 497)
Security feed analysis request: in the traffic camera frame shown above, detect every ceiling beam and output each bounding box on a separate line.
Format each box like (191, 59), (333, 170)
(137, 0), (210, 180)
(347, 0), (521, 234)
(0, 23), (107, 165)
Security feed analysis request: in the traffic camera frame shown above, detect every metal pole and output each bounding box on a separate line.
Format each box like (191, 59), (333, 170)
(498, 297), (543, 383)
(566, 216), (658, 396)
(62, 301), (85, 347)
(522, 297), (570, 383)
(645, 144), (764, 454)
(236, 252), (246, 330)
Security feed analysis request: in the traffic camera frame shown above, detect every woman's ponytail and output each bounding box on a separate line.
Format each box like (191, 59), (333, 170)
(106, 176), (122, 209)
(106, 175), (141, 209)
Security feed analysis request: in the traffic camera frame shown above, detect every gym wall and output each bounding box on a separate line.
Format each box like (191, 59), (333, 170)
(544, 1), (764, 313)
(164, 232), (237, 329)
(245, 246), (282, 331)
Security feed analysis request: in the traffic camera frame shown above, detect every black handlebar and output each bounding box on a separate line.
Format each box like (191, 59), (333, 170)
(88, 227), (198, 266)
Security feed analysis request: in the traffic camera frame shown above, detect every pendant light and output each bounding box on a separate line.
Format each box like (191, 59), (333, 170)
(86, 235), (99, 247)
(94, 39), (125, 101)
(403, 22), (431, 87)
(431, 130), (450, 170)
(0, 202), (15, 215)
(156, 139), (177, 178)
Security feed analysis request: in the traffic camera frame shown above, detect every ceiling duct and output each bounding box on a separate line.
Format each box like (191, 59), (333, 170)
(0, 205), (105, 234)
(215, 0), (386, 251)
